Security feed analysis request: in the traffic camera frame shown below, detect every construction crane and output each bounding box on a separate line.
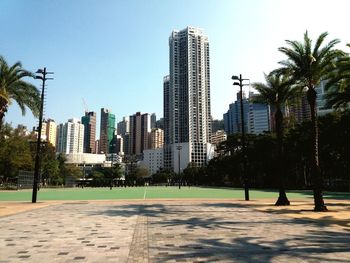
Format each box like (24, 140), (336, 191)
(82, 98), (88, 113)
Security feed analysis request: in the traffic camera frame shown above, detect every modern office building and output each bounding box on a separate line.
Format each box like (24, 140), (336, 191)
(223, 92), (250, 135)
(81, 111), (96, 153)
(316, 81), (332, 116)
(211, 119), (224, 133)
(247, 96), (270, 134)
(129, 112), (151, 156)
(150, 113), (157, 129)
(155, 118), (164, 129)
(56, 118), (84, 154)
(150, 128), (164, 149)
(224, 92), (270, 135)
(99, 108), (115, 154)
(164, 26), (213, 172)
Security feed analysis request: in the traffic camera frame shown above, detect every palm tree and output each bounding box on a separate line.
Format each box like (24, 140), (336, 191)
(252, 73), (297, 206)
(325, 44), (350, 109)
(275, 31), (344, 211)
(0, 56), (40, 127)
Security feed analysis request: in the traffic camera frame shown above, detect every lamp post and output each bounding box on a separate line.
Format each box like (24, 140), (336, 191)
(82, 161), (86, 188)
(232, 74), (250, 201)
(176, 145), (182, 189)
(32, 68), (53, 203)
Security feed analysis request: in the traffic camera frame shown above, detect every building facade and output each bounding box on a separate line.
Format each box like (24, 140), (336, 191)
(129, 112), (151, 156)
(100, 108), (115, 154)
(223, 92), (250, 135)
(56, 118), (84, 154)
(142, 148), (164, 176)
(224, 92), (270, 135)
(150, 128), (164, 149)
(211, 130), (227, 146)
(247, 99), (270, 135)
(81, 111), (96, 153)
(164, 26), (212, 172)
(45, 119), (57, 147)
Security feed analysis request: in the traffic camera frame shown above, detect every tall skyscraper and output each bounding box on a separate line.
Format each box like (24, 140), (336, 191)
(150, 113), (157, 129)
(81, 111), (96, 153)
(164, 26), (212, 171)
(100, 108), (115, 154)
(129, 112), (151, 156)
(56, 118), (84, 154)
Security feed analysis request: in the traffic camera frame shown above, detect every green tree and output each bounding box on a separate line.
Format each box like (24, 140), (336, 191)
(0, 126), (34, 183)
(252, 73), (297, 205)
(325, 44), (350, 110)
(275, 31), (343, 211)
(0, 56), (40, 127)
(41, 144), (59, 186)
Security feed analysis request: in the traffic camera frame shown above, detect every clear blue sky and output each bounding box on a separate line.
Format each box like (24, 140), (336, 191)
(1, 0), (349, 131)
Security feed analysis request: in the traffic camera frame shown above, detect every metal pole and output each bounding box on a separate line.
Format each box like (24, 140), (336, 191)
(177, 145), (182, 189)
(32, 68), (46, 203)
(239, 74), (249, 201)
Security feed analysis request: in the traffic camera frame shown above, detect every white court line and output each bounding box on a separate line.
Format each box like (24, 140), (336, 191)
(143, 187), (147, 200)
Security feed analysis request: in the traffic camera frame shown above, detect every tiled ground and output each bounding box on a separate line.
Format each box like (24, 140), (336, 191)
(1, 201), (350, 262)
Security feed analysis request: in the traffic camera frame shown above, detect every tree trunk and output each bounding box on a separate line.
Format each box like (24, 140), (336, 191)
(274, 108), (290, 206)
(0, 98), (8, 130)
(307, 87), (327, 211)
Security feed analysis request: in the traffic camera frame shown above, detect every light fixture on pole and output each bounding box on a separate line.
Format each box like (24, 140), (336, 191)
(232, 74), (250, 201)
(32, 67), (53, 203)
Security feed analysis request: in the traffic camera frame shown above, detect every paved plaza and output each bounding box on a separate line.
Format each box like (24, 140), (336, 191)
(1, 200), (350, 262)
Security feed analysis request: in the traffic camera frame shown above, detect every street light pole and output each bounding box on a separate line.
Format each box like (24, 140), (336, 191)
(232, 74), (250, 201)
(177, 145), (182, 189)
(32, 68), (53, 203)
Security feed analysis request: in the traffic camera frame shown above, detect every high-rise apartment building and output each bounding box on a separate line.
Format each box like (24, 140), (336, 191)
(164, 26), (212, 171)
(117, 117), (129, 136)
(150, 128), (164, 149)
(81, 111), (96, 153)
(45, 119), (57, 147)
(100, 108), (115, 154)
(56, 118), (84, 154)
(129, 112), (151, 156)
(211, 130), (227, 146)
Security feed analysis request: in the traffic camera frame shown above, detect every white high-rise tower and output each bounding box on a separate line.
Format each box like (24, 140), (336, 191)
(56, 118), (84, 154)
(164, 26), (213, 171)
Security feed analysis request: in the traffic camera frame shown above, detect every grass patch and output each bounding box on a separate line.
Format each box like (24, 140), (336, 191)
(0, 186), (328, 201)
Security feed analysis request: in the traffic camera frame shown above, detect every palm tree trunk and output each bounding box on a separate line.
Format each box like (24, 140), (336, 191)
(307, 87), (327, 211)
(0, 98), (8, 129)
(275, 109), (290, 206)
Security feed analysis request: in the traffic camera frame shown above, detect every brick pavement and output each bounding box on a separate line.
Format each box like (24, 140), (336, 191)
(1, 200), (350, 262)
